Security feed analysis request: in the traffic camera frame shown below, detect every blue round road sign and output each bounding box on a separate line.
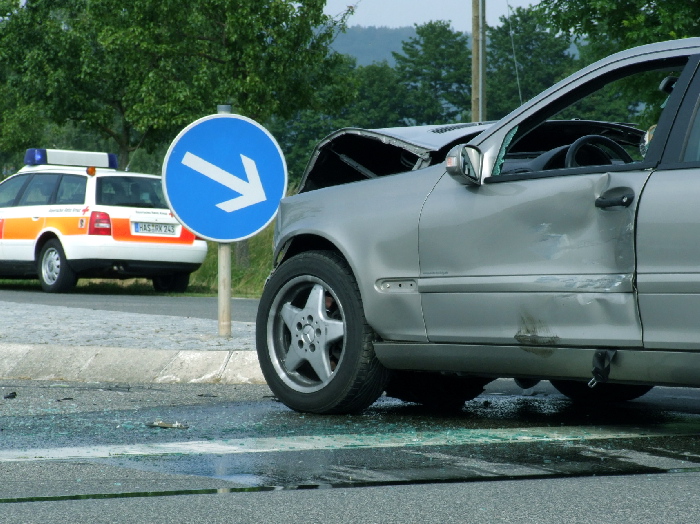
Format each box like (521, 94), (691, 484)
(162, 114), (287, 242)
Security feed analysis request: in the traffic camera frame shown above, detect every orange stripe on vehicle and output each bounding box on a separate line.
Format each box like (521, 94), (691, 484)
(2, 217), (45, 240)
(44, 216), (88, 235)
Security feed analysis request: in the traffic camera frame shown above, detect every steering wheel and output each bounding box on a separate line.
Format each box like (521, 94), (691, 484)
(564, 134), (634, 168)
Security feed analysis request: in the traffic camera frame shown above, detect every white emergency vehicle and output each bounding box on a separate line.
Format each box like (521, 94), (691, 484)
(0, 148), (207, 292)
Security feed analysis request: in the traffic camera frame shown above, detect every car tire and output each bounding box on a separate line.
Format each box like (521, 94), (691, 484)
(550, 380), (653, 403)
(152, 273), (190, 293)
(386, 371), (490, 411)
(38, 239), (77, 293)
(256, 250), (390, 414)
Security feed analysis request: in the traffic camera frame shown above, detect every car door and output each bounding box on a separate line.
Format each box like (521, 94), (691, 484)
(418, 167), (650, 347)
(636, 66), (700, 350)
(0, 173), (32, 267)
(417, 52), (698, 349)
(2, 173), (61, 262)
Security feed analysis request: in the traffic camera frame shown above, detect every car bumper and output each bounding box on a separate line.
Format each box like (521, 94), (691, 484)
(68, 258), (202, 278)
(63, 237), (208, 265)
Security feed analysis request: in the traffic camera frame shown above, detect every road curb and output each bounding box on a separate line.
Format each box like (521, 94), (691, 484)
(0, 343), (266, 385)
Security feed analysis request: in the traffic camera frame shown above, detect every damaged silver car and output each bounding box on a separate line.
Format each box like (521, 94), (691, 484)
(256, 38), (700, 413)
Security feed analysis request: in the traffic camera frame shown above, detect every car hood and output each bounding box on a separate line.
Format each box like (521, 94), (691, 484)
(298, 122), (493, 193)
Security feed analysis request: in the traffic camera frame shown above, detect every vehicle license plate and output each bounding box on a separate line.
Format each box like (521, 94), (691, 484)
(134, 222), (176, 235)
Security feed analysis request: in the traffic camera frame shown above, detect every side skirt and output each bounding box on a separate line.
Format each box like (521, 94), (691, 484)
(374, 342), (700, 388)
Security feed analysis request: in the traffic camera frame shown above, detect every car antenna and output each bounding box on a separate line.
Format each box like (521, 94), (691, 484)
(124, 128), (150, 172)
(506, 0), (524, 106)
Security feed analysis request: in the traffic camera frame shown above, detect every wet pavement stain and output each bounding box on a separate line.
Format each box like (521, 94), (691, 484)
(4, 380), (700, 497)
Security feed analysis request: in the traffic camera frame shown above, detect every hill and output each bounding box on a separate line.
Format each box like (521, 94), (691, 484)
(330, 25), (417, 66)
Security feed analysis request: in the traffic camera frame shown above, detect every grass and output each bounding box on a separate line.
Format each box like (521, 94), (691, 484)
(189, 224), (275, 297)
(0, 223), (276, 298)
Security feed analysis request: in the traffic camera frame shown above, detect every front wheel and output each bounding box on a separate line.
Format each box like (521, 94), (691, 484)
(550, 380), (653, 403)
(38, 239), (77, 293)
(256, 250), (390, 414)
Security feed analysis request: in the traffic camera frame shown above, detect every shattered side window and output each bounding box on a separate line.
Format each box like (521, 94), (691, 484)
(682, 98), (700, 162)
(492, 126), (518, 176)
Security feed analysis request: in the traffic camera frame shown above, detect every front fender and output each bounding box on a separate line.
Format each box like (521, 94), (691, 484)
(274, 168), (444, 342)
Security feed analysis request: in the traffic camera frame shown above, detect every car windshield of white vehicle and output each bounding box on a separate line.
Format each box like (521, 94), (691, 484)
(496, 57), (689, 177)
(97, 176), (167, 208)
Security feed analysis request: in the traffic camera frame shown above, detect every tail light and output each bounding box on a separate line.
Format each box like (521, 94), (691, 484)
(88, 211), (112, 235)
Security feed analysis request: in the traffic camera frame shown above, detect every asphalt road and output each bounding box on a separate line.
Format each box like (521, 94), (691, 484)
(3, 290), (700, 522)
(0, 289), (259, 322)
(3, 379), (700, 522)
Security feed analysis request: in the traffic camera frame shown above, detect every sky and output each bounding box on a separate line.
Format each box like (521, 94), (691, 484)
(323, 0), (540, 32)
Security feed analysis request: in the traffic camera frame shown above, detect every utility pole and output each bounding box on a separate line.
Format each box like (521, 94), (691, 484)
(471, 0), (486, 122)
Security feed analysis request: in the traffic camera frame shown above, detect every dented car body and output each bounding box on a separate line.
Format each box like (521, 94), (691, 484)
(256, 38), (700, 414)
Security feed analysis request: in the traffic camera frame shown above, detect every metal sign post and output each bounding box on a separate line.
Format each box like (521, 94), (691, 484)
(216, 105), (233, 337)
(162, 109), (288, 338)
(218, 241), (232, 336)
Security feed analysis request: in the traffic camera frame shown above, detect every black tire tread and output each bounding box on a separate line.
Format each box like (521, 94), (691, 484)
(256, 250), (390, 414)
(38, 239), (77, 293)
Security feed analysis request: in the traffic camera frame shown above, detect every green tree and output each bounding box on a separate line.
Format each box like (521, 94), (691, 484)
(537, 0), (700, 57)
(486, 6), (575, 120)
(0, 0), (353, 168)
(392, 21), (471, 125)
(337, 61), (411, 129)
(267, 56), (358, 184)
(269, 59), (412, 183)
(536, 1), (691, 129)
(554, 43), (652, 126)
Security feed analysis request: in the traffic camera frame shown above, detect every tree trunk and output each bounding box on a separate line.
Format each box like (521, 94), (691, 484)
(117, 148), (130, 171)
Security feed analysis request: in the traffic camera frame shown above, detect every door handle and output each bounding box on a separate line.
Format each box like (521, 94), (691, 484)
(595, 190), (635, 209)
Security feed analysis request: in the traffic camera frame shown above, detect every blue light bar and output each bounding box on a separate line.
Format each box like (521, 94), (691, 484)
(23, 148), (118, 169)
(24, 148), (47, 166)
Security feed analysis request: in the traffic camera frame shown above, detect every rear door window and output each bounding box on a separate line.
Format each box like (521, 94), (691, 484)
(55, 175), (87, 205)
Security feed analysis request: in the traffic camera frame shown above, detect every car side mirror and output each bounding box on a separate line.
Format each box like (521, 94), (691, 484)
(445, 145), (481, 186)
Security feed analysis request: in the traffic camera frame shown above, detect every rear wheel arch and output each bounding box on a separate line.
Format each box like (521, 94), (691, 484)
(34, 231), (60, 262)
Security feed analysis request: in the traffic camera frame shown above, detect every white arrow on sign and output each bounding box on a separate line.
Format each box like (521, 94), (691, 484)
(181, 152), (267, 213)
